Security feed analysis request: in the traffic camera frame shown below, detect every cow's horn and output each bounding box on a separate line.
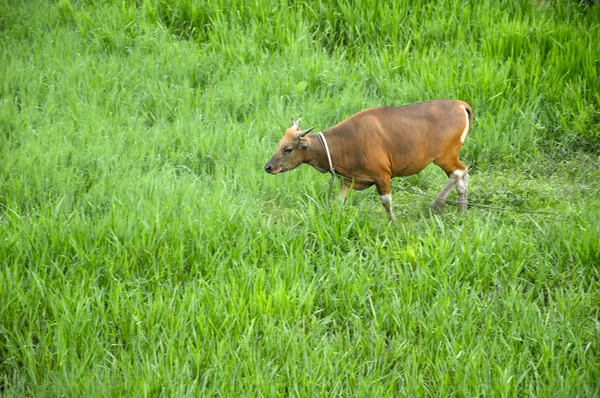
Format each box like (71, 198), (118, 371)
(295, 126), (315, 138)
(291, 116), (302, 127)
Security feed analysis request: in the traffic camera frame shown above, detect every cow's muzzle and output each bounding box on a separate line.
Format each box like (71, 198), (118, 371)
(264, 163), (274, 174)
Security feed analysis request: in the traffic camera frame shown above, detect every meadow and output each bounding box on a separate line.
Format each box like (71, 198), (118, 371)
(0, 0), (599, 395)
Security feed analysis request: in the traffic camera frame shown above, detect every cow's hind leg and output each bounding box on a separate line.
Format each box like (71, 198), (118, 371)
(433, 157), (468, 214)
(455, 172), (469, 211)
(433, 170), (465, 214)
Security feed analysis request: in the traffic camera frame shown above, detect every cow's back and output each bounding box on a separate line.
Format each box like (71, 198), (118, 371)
(325, 100), (470, 177)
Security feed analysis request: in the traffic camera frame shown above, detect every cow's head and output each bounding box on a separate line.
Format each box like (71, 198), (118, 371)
(264, 117), (315, 174)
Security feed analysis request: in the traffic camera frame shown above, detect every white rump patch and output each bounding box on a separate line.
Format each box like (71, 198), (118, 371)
(460, 105), (470, 143)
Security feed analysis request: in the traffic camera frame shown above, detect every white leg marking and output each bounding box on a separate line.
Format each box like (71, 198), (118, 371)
(339, 183), (350, 202)
(380, 194), (395, 221)
(453, 169), (467, 180)
(380, 194), (392, 206)
(460, 105), (470, 143)
(456, 173), (469, 211)
(433, 169), (467, 213)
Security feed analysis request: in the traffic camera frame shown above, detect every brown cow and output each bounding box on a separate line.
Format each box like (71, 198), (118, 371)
(264, 100), (473, 221)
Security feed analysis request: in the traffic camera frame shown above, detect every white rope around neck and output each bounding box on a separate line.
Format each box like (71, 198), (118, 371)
(316, 132), (335, 175)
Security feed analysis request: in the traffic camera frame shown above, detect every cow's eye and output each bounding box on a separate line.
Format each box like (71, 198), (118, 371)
(284, 147), (293, 154)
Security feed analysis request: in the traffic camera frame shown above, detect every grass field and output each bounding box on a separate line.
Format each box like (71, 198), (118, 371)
(1, 0), (599, 396)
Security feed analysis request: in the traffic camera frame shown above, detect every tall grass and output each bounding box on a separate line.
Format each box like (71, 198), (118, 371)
(1, 0), (599, 396)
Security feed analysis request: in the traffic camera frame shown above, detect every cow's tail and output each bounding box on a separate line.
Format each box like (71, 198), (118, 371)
(460, 103), (474, 143)
(464, 104), (474, 133)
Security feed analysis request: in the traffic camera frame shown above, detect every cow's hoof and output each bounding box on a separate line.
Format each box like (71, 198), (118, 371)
(432, 200), (445, 214)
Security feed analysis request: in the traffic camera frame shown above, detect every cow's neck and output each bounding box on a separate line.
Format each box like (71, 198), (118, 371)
(305, 131), (343, 174)
(304, 134), (328, 173)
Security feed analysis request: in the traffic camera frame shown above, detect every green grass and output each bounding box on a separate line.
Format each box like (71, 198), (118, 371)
(1, 0), (599, 396)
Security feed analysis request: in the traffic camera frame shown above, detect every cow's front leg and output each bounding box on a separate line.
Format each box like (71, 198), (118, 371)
(375, 178), (395, 222)
(339, 181), (350, 203)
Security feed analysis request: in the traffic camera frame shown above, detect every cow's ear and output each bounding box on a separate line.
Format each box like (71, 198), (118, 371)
(298, 138), (309, 149)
